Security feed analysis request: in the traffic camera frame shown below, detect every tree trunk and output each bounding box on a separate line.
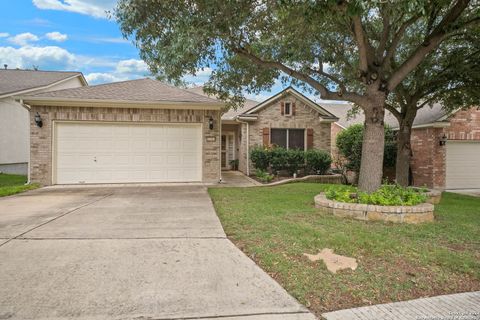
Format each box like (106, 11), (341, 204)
(358, 102), (386, 193)
(395, 109), (417, 187)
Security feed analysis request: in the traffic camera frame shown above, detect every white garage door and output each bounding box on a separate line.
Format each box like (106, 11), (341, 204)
(446, 141), (480, 189)
(55, 122), (202, 184)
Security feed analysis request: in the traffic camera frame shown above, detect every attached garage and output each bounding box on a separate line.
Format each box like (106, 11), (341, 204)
(446, 141), (480, 189)
(20, 78), (223, 186)
(55, 122), (202, 184)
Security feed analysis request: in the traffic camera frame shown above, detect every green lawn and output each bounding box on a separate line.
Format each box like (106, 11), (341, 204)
(0, 174), (39, 197)
(208, 183), (480, 315)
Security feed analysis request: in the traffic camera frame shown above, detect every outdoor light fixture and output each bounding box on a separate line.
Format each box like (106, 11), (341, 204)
(208, 116), (214, 130)
(439, 133), (447, 146)
(34, 112), (43, 128)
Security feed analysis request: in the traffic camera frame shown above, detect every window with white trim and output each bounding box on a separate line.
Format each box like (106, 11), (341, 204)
(271, 128), (305, 150)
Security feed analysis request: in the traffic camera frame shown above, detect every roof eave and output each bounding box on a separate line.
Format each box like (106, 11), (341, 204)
(17, 96), (225, 110)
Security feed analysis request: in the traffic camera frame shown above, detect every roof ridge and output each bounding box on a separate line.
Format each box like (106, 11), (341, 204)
(0, 69), (82, 74)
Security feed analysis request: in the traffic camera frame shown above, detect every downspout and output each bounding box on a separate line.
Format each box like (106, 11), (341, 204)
(235, 117), (250, 176)
(19, 100), (31, 184)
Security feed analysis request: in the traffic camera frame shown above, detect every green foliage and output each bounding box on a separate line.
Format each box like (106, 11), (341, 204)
(285, 149), (305, 175)
(0, 174), (39, 197)
(336, 124), (397, 173)
(305, 149), (332, 175)
(250, 147), (270, 171)
(326, 184), (427, 206)
(269, 147), (288, 173)
(255, 169), (274, 183)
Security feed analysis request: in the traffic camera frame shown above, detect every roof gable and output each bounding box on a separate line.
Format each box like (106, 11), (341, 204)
(242, 87), (338, 120)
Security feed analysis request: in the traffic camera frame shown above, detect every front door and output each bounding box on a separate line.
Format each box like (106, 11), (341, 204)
(221, 133), (235, 170)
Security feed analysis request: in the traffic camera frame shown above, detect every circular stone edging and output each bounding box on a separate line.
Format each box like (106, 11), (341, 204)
(314, 193), (434, 224)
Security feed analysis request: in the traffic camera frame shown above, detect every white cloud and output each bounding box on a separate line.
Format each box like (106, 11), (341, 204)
(0, 32), (9, 38)
(8, 33), (39, 46)
(32, 0), (116, 18)
(85, 72), (129, 84)
(115, 59), (149, 74)
(0, 45), (76, 70)
(45, 31), (68, 42)
(85, 37), (129, 44)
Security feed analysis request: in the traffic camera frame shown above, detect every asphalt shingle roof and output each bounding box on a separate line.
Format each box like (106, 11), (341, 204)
(186, 86), (259, 120)
(23, 78), (220, 104)
(321, 102), (448, 129)
(0, 69), (83, 97)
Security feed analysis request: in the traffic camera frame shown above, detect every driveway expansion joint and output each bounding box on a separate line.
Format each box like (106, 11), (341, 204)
(133, 310), (313, 320)
(0, 193), (113, 248)
(15, 236), (228, 240)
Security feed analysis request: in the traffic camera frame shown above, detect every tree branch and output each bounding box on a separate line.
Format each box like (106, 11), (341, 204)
(383, 15), (420, 69)
(232, 47), (364, 104)
(385, 103), (401, 120)
(377, 6), (391, 62)
(306, 66), (347, 93)
(352, 16), (371, 72)
(387, 0), (470, 91)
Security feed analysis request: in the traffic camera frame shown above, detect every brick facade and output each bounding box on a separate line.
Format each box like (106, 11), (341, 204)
(410, 107), (480, 189)
(236, 93), (332, 174)
(30, 105), (221, 185)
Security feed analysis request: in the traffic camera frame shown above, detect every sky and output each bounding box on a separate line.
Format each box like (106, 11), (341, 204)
(0, 0), (337, 102)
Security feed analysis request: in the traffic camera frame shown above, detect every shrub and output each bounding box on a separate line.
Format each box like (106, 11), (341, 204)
(270, 147), (288, 173)
(305, 149), (332, 175)
(255, 169), (274, 183)
(285, 149), (305, 175)
(325, 184), (427, 206)
(336, 124), (397, 174)
(250, 147), (270, 171)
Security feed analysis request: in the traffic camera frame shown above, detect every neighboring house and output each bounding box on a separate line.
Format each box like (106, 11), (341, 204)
(18, 81), (338, 186)
(191, 86), (338, 176)
(18, 78), (223, 185)
(0, 69), (87, 175)
(324, 103), (480, 190)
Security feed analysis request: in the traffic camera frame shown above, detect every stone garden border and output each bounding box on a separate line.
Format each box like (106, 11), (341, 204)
(314, 193), (434, 224)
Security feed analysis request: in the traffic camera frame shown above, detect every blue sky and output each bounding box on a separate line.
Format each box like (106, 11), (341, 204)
(0, 0), (326, 102)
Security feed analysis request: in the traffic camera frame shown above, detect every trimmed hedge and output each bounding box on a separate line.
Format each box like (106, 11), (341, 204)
(250, 147), (331, 176)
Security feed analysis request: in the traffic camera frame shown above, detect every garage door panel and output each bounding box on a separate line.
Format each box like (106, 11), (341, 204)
(56, 122), (202, 184)
(446, 141), (480, 189)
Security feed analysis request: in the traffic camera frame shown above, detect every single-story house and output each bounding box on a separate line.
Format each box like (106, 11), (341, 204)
(18, 80), (338, 185)
(0, 68), (86, 174)
(190, 86), (339, 176)
(324, 103), (480, 190)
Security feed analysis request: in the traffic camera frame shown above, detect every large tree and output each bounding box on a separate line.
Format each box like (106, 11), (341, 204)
(115, 0), (478, 192)
(387, 28), (480, 186)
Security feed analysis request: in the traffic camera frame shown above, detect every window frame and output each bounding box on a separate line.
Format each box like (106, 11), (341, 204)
(270, 128), (305, 150)
(284, 101), (293, 116)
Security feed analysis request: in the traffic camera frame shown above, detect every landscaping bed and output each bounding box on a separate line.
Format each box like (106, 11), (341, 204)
(208, 183), (480, 316)
(0, 174), (39, 197)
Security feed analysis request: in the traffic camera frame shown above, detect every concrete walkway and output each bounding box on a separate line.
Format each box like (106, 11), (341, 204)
(218, 170), (261, 187)
(322, 291), (480, 320)
(0, 186), (315, 320)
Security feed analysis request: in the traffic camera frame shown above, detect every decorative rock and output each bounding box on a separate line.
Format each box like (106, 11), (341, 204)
(314, 193), (434, 224)
(304, 248), (358, 274)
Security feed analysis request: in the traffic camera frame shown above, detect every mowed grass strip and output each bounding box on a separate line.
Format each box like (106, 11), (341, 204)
(208, 183), (480, 315)
(0, 174), (39, 197)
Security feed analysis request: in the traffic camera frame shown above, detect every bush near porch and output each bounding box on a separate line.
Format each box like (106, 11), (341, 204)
(250, 147), (332, 178)
(208, 183), (480, 317)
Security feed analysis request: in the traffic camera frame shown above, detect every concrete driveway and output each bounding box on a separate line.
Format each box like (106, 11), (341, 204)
(0, 185), (315, 320)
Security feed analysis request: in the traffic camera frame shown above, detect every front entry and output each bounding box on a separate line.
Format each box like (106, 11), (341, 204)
(221, 133), (235, 170)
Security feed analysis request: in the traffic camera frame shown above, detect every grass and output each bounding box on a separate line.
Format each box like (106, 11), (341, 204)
(208, 183), (480, 316)
(0, 174), (39, 197)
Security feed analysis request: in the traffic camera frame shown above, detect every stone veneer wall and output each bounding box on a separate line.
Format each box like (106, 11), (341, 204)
(314, 193), (434, 224)
(238, 93), (332, 175)
(30, 105), (221, 185)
